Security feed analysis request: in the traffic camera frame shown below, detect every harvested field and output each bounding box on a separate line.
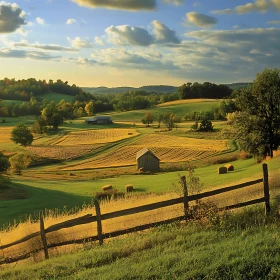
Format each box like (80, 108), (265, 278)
(63, 134), (228, 170)
(132, 134), (228, 151)
(26, 145), (103, 160)
(0, 127), (13, 143)
(52, 129), (139, 146)
(157, 99), (221, 107)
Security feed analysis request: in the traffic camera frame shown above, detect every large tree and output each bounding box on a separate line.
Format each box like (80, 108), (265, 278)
(11, 123), (33, 146)
(235, 68), (280, 159)
(0, 152), (10, 173)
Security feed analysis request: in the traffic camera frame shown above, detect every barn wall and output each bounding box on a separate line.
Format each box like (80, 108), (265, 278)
(137, 152), (159, 171)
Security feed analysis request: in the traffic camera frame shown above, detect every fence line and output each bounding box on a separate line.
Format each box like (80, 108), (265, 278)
(0, 164), (270, 265)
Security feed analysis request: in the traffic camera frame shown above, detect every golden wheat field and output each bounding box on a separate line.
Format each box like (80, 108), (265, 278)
(157, 99), (220, 107)
(52, 129), (139, 146)
(62, 134), (228, 170)
(26, 145), (103, 160)
(0, 127), (12, 143)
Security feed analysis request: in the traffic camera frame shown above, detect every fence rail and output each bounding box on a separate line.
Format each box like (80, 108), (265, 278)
(0, 164), (270, 265)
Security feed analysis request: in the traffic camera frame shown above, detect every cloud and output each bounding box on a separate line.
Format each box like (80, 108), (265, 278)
(66, 18), (77, 25)
(36, 17), (45, 25)
(213, 0), (280, 14)
(71, 0), (156, 11)
(162, 0), (184, 5)
(0, 2), (27, 33)
(105, 22), (180, 46)
(105, 25), (154, 46)
(67, 36), (93, 48)
(185, 12), (217, 28)
(152, 20), (180, 44)
(267, 20), (280, 24)
(0, 48), (59, 60)
(12, 40), (77, 52)
(90, 48), (177, 71)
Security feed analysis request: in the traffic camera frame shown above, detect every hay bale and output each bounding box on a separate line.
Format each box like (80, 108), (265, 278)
(102, 185), (113, 191)
(218, 166), (227, 174)
(225, 164), (234, 171)
(125, 184), (134, 192)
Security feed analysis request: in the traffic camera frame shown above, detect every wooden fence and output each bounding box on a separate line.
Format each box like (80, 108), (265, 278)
(0, 164), (270, 265)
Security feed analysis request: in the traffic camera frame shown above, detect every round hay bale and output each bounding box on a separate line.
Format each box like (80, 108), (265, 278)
(218, 166), (227, 174)
(102, 185), (113, 191)
(224, 164), (234, 171)
(125, 184), (134, 192)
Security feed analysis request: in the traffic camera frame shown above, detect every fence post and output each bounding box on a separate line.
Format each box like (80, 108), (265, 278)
(94, 200), (104, 245)
(262, 163), (270, 215)
(40, 217), (49, 260)
(181, 176), (189, 220)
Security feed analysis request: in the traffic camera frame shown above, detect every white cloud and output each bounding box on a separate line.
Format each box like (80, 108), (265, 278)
(71, 0), (156, 11)
(162, 0), (184, 5)
(66, 18), (77, 25)
(105, 22), (180, 46)
(152, 20), (180, 44)
(213, 0), (280, 14)
(185, 12), (217, 28)
(94, 36), (104, 45)
(12, 39), (77, 52)
(0, 48), (59, 60)
(0, 2), (27, 33)
(105, 25), (154, 46)
(36, 17), (45, 25)
(90, 48), (177, 71)
(267, 20), (280, 24)
(67, 36), (93, 48)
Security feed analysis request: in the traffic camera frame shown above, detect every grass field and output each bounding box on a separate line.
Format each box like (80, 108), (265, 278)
(1, 156), (279, 228)
(2, 216), (280, 280)
(40, 92), (75, 103)
(110, 100), (221, 122)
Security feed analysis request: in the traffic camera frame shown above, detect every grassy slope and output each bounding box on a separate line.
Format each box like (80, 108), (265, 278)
(1, 208), (280, 279)
(40, 92), (75, 103)
(1, 156), (279, 228)
(109, 100), (221, 122)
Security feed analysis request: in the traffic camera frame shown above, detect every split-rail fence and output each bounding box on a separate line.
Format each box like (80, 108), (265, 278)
(0, 164), (270, 265)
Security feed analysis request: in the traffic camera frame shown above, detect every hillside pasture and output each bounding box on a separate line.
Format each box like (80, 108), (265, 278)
(110, 100), (221, 122)
(52, 129), (139, 145)
(157, 98), (221, 107)
(62, 134), (228, 170)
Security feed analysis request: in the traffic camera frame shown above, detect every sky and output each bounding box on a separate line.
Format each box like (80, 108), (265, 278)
(0, 0), (280, 87)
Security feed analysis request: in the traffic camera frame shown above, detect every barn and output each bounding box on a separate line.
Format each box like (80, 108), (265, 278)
(136, 148), (160, 172)
(85, 116), (112, 125)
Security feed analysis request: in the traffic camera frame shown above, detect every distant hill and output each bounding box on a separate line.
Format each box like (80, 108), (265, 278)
(83, 83), (252, 95)
(226, 83), (252, 90)
(82, 85), (178, 94)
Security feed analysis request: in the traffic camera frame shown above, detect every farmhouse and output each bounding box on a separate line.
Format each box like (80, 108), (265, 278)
(136, 148), (160, 172)
(85, 116), (112, 125)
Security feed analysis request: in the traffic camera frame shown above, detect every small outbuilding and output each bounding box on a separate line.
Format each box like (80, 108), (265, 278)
(85, 116), (112, 125)
(136, 148), (160, 172)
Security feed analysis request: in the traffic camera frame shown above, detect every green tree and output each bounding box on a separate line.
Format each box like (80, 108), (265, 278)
(50, 113), (63, 130)
(0, 152), (10, 173)
(141, 112), (154, 127)
(32, 116), (48, 134)
(9, 153), (32, 175)
(85, 100), (95, 116)
(198, 120), (214, 132)
(11, 123), (33, 146)
(163, 113), (181, 131)
(235, 68), (280, 159)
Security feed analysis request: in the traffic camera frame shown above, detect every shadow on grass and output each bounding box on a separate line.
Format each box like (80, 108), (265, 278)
(0, 183), (94, 230)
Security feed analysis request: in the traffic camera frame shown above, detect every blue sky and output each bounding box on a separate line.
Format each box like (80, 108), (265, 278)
(0, 0), (280, 87)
